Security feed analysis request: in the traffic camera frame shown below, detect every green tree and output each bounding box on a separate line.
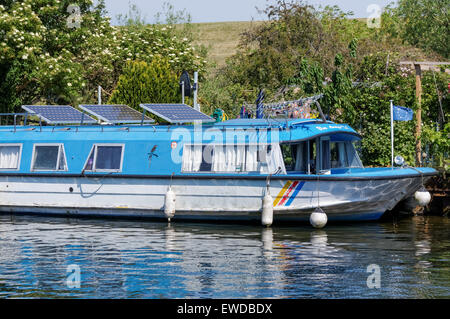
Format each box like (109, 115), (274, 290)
(383, 0), (450, 58)
(109, 57), (179, 111)
(0, 0), (207, 113)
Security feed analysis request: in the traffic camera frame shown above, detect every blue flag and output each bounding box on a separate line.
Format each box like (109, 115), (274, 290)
(393, 105), (413, 121)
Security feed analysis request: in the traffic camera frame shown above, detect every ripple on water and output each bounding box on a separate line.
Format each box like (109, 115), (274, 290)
(0, 215), (448, 298)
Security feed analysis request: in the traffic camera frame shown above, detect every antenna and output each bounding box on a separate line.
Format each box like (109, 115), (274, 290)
(179, 71), (192, 104)
(193, 71), (199, 111)
(98, 85), (102, 105)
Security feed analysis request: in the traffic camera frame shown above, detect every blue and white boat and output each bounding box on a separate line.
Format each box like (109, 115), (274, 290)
(0, 103), (437, 226)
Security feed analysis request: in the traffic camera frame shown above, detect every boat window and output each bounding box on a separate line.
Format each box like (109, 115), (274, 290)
(83, 144), (124, 172)
(345, 141), (363, 168)
(331, 142), (348, 168)
(96, 146), (122, 170)
(182, 144), (286, 174)
(281, 144), (295, 171)
(32, 144), (67, 171)
(281, 142), (309, 173)
(330, 141), (363, 168)
(0, 144), (22, 170)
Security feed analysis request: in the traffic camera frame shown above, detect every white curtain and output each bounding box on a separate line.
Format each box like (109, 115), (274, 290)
(213, 145), (245, 172)
(182, 144), (191, 172)
(212, 145), (225, 172)
(184, 143), (287, 174)
(267, 143), (286, 174)
(0, 146), (20, 169)
(182, 145), (203, 172)
(245, 145), (258, 172)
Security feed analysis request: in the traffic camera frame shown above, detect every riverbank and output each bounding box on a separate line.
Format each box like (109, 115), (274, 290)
(425, 170), (449, 216)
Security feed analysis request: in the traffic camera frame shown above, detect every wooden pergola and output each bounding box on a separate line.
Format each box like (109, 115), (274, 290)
(399, 61), (450, 166)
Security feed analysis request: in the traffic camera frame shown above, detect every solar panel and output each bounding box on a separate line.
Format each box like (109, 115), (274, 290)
(140, 104), (215, 124)
(79, 104), (154, 124)
(22, 105), (97, 124)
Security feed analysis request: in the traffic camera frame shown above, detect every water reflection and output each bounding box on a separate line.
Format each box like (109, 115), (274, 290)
(0, 215), (448, 298)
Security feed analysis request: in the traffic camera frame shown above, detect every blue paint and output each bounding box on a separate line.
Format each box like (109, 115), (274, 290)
(285, 181), (305, 206)
(0, 119), (437, 179)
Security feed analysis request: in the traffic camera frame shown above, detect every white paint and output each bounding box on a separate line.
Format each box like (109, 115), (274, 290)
(0, 175), (429, 222)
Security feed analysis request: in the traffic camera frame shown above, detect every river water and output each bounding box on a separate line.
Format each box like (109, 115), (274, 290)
(0, 214), (448, 299)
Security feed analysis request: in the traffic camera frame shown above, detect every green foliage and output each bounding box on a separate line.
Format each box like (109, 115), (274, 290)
(322, 49), (355, 124)
(0, 0), (207, 112)
(344, 53), (449, 167)
(422, 123), (450, 168)
(382, 0), (450, 58)
(200, 0), (450, 167)
(109, 58), (179, 111)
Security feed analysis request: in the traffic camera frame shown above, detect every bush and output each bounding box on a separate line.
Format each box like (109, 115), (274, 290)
(109, 57), (180, 111)
(0, 0), (207, 112)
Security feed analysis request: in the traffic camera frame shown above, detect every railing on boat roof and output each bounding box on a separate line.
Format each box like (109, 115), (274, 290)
(0, 113), (31, 132)
(240, 93), (328, 123)
(1, 94), (329, 132)
(0, 103), (217, 130)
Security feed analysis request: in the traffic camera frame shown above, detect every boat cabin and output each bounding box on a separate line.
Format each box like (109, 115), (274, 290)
(0, 105), (363, 177)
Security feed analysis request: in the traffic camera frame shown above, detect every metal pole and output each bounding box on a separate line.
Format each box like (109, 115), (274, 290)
(414, 64), (422, 166)
(193, 72), (198, 111)
(98, 85), (102, 105)
(181, 81), (185, 104)
(390, 100), (394, 168)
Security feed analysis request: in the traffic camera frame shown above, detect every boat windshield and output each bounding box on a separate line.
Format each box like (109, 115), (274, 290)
(281, 139), (363, 174)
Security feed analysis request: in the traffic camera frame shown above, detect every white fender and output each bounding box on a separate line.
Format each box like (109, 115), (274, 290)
(261, 193), (274, 227)
(310, 207), (328, 229)
(414, 189), (431, 207)
(164, 187), (176, 221)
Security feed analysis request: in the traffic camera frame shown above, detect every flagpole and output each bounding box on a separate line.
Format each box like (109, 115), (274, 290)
(390, 100), (394, 168)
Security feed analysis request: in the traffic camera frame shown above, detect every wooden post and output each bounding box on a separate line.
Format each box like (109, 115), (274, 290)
(414, 64), (422, 166)
(398, 61), (450, 166)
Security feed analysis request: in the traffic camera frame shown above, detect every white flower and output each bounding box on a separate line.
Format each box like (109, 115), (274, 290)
(67, 82), (72, 87)
(22, 54), (28, 60)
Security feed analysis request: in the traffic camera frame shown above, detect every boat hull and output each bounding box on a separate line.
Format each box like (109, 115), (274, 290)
(0, 174), (429, 223)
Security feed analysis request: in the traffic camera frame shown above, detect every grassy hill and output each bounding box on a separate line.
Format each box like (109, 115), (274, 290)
(190, 21), (264, 68)
(189, 20), (448, 74)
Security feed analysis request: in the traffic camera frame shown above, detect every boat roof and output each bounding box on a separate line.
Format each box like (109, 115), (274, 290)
(212, 118), (361, 142)
(212, 118), (324, 128)
(0, 117), (361, 143)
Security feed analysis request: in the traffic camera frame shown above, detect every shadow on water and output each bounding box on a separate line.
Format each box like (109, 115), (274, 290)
(0, 214), (448, 298)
